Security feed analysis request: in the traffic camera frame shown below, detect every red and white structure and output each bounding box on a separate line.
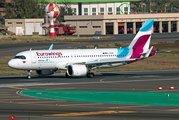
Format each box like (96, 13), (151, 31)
(44, 3), (60, 37)
(158, 86), (162, 90)
(170, 86), (174, 90)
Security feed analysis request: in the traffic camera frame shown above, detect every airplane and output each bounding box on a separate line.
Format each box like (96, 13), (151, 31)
(8, 19), (156, 79)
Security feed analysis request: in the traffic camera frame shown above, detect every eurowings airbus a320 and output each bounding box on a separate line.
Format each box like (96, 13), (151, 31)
(8, 19), (156, 79)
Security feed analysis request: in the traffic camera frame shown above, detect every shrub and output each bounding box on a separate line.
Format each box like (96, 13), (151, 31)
(12, 38), (17, 40)
(114, 43), (121, 47)
(77, 45), (87, 49)
(11, 33), (16, 36)
(33, 32), (39, 35)
(174, 40), (179, 43)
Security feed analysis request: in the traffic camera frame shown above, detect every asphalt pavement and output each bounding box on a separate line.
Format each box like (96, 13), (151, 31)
(0, 70), (179, 120)
(0, 32), (179, 57)
(0, 33), (179, 119)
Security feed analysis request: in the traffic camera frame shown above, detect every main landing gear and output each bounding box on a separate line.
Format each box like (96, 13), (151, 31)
(87, 72), (94, 78)
(27, 70), (32, 79)
(65, 72), (72, 78)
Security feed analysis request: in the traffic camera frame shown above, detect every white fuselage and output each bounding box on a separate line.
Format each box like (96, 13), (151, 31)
(8, 48), (128, 70)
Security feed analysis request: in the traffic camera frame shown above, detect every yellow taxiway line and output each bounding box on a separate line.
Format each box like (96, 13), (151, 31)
(44, 110), (137, 117)
(0, 94), (11, 95)
(46, 87), (75, 90)
(100, 78), (109, 82)
(8, 87), (29, 90)
(0, 99), (39, 101)
(0, 92), (9, 93)
(168, 109), (179, 111)
(57, 103), (103, 107)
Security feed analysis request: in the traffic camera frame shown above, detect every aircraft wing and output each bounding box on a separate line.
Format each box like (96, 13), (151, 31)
(85, 58), (136, 65)
(69, 58), (136, 66)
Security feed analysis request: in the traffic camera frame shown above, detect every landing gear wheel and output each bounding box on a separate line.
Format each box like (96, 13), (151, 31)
(27, 70), (32, 79)
(65, 72), (71, 78)
(27, 75), (31, 79)
(87, 73), (94, 78)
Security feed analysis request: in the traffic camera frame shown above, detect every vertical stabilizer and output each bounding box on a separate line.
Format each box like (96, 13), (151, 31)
(128, 19), (154, 59)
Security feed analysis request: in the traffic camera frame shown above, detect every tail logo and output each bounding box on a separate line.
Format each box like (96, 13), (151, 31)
(129, 19), (154, 59)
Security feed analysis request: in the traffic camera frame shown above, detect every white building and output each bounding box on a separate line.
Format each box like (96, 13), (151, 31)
(56, 0), (133, 15)
(5, 19), (44, 35)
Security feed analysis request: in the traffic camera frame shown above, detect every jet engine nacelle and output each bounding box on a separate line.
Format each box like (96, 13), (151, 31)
(36, 70), (56, 76)
(67, 65), (88, 77)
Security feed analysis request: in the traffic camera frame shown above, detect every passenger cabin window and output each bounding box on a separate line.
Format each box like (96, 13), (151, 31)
(13, 56), (26, 59)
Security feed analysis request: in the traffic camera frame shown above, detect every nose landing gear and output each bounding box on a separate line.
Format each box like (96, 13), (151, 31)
(27, 70), (32, 79)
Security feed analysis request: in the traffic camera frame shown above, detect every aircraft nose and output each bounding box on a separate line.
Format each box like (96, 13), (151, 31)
(8, 59), (17, 69)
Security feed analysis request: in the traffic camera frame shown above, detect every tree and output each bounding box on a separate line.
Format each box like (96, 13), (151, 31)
(131, 0), (179, 13)
(4, 0), (47, 19)
(56, 0), (73, 22)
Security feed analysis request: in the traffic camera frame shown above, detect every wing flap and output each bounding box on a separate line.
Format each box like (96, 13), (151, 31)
(85, 58), (136, 65)
(66, 58), (136, 66)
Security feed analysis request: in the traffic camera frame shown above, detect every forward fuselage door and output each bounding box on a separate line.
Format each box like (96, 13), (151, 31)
(31, 52), (37, 64)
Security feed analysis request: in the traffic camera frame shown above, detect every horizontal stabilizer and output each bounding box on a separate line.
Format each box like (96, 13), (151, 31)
(145, 46), (153, 58)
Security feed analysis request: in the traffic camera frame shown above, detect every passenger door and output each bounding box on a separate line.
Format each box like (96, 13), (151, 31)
(31, 52), (37, 64)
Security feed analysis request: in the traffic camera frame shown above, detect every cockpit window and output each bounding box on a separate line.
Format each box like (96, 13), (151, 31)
(13, 56), (26, 59)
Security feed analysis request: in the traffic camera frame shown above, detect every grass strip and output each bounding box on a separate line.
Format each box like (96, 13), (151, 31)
(0, 36), (115, 43)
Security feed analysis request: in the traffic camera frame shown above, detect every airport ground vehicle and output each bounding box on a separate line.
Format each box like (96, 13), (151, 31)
(54, 23), (76, 35)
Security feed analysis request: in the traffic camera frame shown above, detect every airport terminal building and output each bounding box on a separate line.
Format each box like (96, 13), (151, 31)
(5, 13), (179, 36)
(56, 0), (179, 35)
(4, 0), (179, 36)
(64, 13), (179, 35)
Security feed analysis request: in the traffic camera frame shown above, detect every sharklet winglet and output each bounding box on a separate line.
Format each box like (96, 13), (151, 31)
(49, 44), (54, 50)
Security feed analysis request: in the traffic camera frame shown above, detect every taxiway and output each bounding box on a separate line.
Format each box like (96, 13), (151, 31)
(1, 33), (179, 57)
(0, 70), (179, 120)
